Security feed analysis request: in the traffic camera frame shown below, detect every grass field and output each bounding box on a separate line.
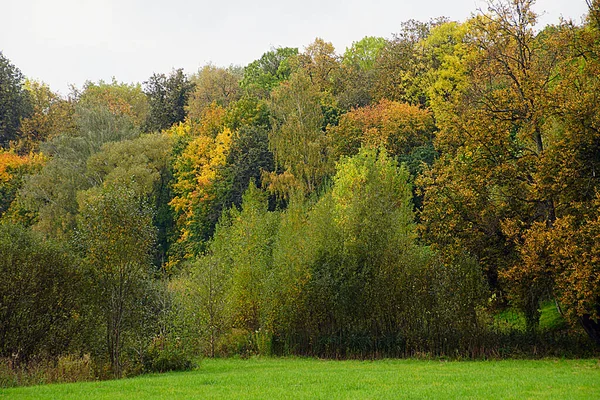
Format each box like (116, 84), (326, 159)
(1, 358), (599, 399)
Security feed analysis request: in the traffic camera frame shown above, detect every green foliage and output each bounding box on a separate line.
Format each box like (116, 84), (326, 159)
(268, 71), (332, 195)
(0, 52), (32, 149)
(77, 184), (156, 377)
(142, 335), (194, 373)
(0, 222), (83, 363)
(10, 106), (140, 238)
(240, 47), (299, 97)
(76, 79), (149, 129)
(187, 65), (242, 120)
(342, 36), (386, 71)
(144, 69), (195, 132)
(85, 133), (175, 265)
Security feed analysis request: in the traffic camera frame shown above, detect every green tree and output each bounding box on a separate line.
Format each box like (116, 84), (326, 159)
(85, 133), (175, 266)
(144, 69), (195, 132)
(240, 47), (299, 97)
(10, 106), (140, 238)
(0, 52), (32, 148)
(77, 184), (156, 377)
(0, 222), (83, 364)
(267, 71), (332, 196)
(342, 36), (386, 71)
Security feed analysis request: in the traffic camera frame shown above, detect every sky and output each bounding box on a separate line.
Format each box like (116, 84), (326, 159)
(0, 0), (591, 95)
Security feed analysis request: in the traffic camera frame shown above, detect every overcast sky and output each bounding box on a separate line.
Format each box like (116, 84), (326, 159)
(0, 0), (590, 95)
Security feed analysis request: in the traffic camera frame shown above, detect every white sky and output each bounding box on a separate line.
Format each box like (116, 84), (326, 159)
(0, 0), (590, 95)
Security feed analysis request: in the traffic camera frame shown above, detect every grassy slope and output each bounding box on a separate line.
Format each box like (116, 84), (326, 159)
(1, 358), (599, 399)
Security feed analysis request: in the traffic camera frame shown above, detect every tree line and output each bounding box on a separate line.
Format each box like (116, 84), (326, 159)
(1, 0), (599, 380)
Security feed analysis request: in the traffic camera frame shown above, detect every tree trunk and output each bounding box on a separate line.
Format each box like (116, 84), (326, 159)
(580, 313), (600, 347)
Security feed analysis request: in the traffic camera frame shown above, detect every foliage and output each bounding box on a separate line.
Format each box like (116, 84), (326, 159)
(76, 184), (156, 377)
(76, 79), (149, 129)
(15, 80), (76, 154)
(0, 52), (32, 149)
(342, 36), (386, 71)
(329, 99), (435, 160)
(186, 65), (242, 120)
(144, 69), (194, 132)
(169, 121), (232, 256)
(9, 106), (140, 238)
(0, 151), (45, 217)
(0, 222), (83, 364)
(267, 71), (332, 196)
(240, 47), (299, 97)
(142, 335), (194, 373)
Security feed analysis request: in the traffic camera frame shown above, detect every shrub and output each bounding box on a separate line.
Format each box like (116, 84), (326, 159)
(143, 335), (195, 373)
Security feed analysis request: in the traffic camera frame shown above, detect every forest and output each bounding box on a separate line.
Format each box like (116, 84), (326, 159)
(1, 0), (599, 383)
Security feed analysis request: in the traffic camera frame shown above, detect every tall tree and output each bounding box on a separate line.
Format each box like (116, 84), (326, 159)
(144, 69), (194, 132)
(0, 52), (32, 148)
(77, 184), (156, 377)
(267, 71), (332, 196)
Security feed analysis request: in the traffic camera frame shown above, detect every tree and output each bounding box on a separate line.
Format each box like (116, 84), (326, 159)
(10, 105), (140, 238)
(77, 184), (156, 377)
(0, 151), (45, 218)
(267, 71), (332, 196)
(186, 65), (242, 121)
(144, 69), (195, 132)
(298, 38), (341, 94)
(240, 47), (299, 97)
(329, 99), (435, 161)
(336, 36), (386, 110)
(15, 80), (76, 154)
(85, 133), (175, 266)
(342, 36), (386, 71)
(0, 52), (32, 148)
(419, 0), (598, 332)
(169, 121), (232, 256)
(76, 79), (149, 129)
(0, 222), (83, 364)
(372, 19), (447, 106)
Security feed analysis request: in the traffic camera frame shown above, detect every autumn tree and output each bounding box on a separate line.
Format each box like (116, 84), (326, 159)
(372, 19), (444, 105)
(297, 38), (341, 94)
(15, 80), (76, 154)
(76, 79), (149, 129)
(186, 65), (242, 121)
(169, 119), (232, 257)
(419, 0), (593, 332)
(0, 151), (45, 217)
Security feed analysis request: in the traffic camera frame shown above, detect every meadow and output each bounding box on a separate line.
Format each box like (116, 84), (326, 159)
(1, 358), (599, 399)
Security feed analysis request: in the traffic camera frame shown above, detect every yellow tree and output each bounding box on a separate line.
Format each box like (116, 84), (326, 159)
(169, 117), (232, 258)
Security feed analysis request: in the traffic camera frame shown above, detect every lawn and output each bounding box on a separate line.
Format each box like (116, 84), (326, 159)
(1, 358), (599, 399)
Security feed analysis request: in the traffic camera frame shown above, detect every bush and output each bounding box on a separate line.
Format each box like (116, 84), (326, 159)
(143, 335), (195, 373)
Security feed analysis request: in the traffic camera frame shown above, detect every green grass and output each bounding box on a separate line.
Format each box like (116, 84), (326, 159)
(1, 358), (599, 399)
(494, 301), (568, 332)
